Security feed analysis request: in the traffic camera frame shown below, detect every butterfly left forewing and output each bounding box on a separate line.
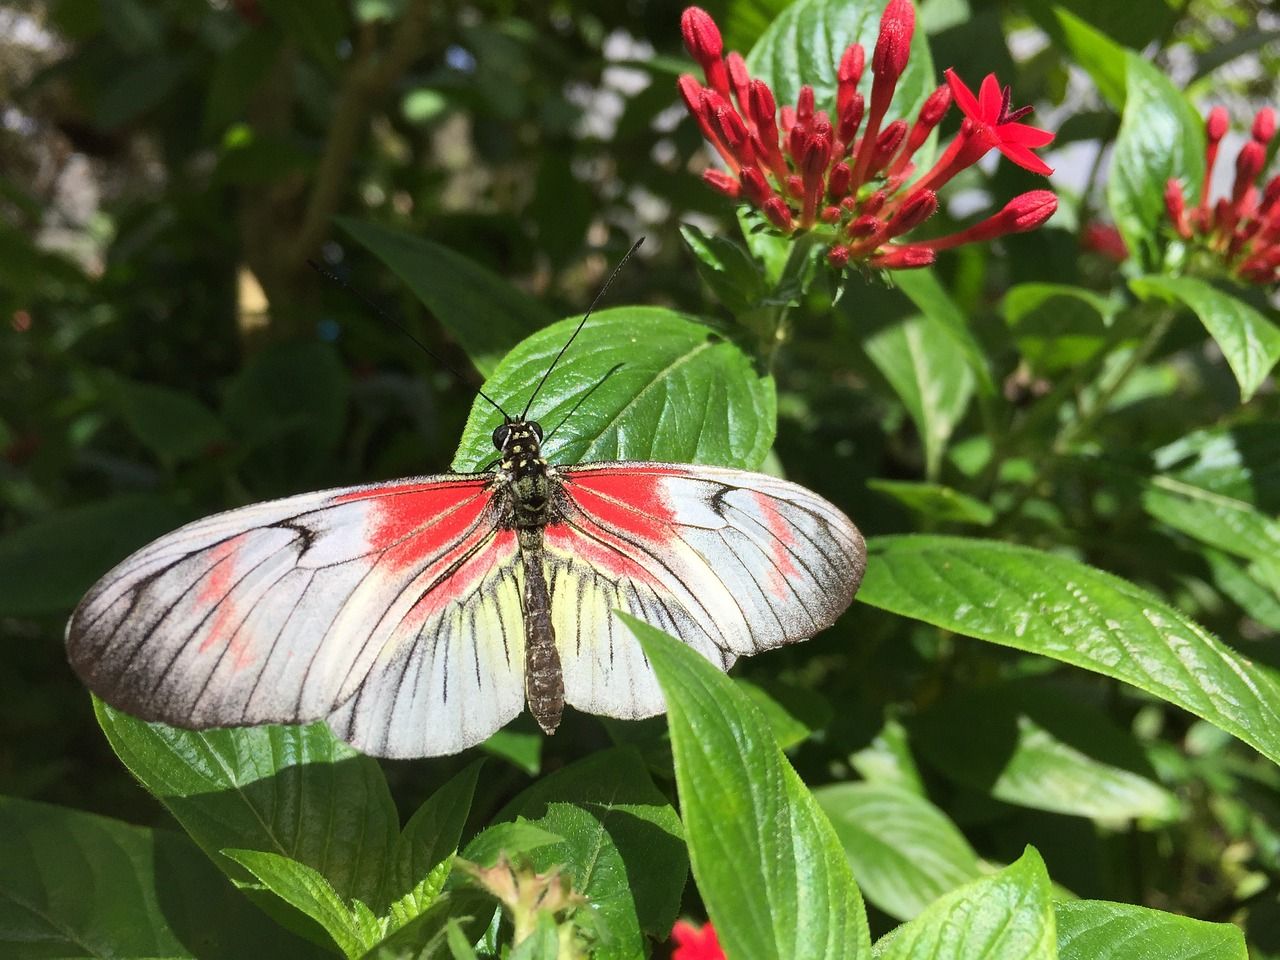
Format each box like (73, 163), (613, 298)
(66, 475), (528, 756)
(545, 462), (865, 718)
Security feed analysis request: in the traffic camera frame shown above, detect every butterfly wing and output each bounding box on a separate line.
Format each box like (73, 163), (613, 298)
(545, 462), (865, 718)
(66, 475), (528, 758)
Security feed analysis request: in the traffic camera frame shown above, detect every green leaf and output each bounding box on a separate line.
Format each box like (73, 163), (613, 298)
(866, 480), (995, 526)
(625, 615), (871, 960)
(224, 848), (370, 958)
(872, 848), (1056, 960)
(892, 268), (996, 396)
(452, 308), (776, 472)
(461, 822), (565, 868)
(737, 679), (832, 749)
(0, 495), (187, 616)
(1106, 54), (1205, 271)
(681, 223), (769, 317)
(1056, 900), (1247, 959)
(509, 911), (560, 960)
(382, 762), (484, 932)
(338, 218), (554, 377)
(848, 719), (925, 794)
(102, 374), (226, 465)
(1001, 284), (1117, 376)
(1047, 0), (1177, 49)
(746, 0), (935, 135)
(1152, 422), (1280, 503)
(1203, 548), (1280, 631)
(858, 536), (1280, 768)
(490, 748), (687, 958)
(480, 729), (542, 775)
(865, 315), (974, 481)
(0, 796), (313, 959)
(95, 703), (399, 909)
(1039, 6), (1128, 109)
(1130, 275), (1280, 402)
(1143, 473), (1280, 568)
(909, 682), (1180, 822)
(258, 0), (348, 70)
(223, 341), (350, 492)
(814, 782), (983, 922)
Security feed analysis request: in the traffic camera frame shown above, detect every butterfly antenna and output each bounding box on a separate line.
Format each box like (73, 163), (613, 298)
(307, 259), (511, 420)
(540, 362), (624, 447)
(520, 236), (644, 420)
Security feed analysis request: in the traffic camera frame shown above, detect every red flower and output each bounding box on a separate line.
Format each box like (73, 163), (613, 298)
(676, 1), (1058, 273)
(1165, 105), (1280, 286)
(672, 920), (726, 960)
(944, 69), (1055, 175)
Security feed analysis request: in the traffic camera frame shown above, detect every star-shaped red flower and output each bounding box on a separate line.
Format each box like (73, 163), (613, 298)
(672, 920), (726, 960)
(945, 68), (1054, 175)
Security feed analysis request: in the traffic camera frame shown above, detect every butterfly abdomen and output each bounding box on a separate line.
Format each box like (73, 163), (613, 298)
(518, 526), (563, 734)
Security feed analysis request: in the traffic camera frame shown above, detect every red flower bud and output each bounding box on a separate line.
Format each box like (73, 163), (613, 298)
(702, 169), (741, 198)
(763, 196), (794, 231)
(862, 190), (887, 216)
(827, 244), (852, 268)
(838, 92), (865, 146)
(828, 161), (852, 199)
(1081, 223), (1129, 262)
(1206, 106), (1230, 142)
(726, 52), (751, 113)
(873, 0), (915, 85)
(681, 7), (730, 98)
(869, 119), (907, 175)
(837, 43), (866, 122)
(1253, 107), (1276, 145)
(749, 80), (776, 129)
(886, 189), (937, 237)
(821, 205), (842, 223)
(797, 85), (815, 126)
(920, 84), (952, 126)
(715, 106), (757, 165)
(919, 190), (1057, 250)
(1164, 179), (1191, 238)
(869, 244), (935, 269)
(1234, 140), (1266, 204)
(779, 105), (796, 132)
(740, 166), (774, 205)
(786, 174), (804, 198)
(848, 215), (881, 238)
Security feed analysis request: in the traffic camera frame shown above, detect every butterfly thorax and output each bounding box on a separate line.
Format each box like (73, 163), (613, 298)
(493, 419), (559, 529)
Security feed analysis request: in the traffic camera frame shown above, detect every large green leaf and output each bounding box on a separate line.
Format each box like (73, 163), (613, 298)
(95, 704), (398, 908)
(814, 782), (983, 921)
(864, 315), (974, 481)
(1106, 54), (1205, 270)
(1001, 284), (1117, 376)
(1056, 900), (1247, 959)
(858, 536), (1280, 767)
(452, 308), (776, 472)
(1131, 275), (1280, 403)
(101, 374), (226, 465)
(909, 682), (1179, 821)
(892, 269), (995, 396)
(488, 748), (687, 959)
(0, 494), (187, 617)
(872, 848), (1056, 960)
(0, 796), (313, 959)
(745, 0), (935, 133)
(1038, 6), (1128, 109)
(626, 615), (870, 960)
(338, 218), (554, 377)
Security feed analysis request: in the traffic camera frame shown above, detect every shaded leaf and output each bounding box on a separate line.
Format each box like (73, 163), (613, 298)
(858, 536), (1280, 767)
(339, 218), (554, 377)
(867, 479), (995, 526)
(102, 374), (226, 465)
(626, 615), (870, 960)
(1131, 275), (1280, 402)
(815, 781), (983, 922)
(0, 796), (313, 960)
(681, 223), (768, 317)
(1001, 284), (1117, 376)
(892, 269), (996, 396)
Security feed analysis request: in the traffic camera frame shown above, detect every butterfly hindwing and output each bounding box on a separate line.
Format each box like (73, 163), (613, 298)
(65, 474), (528, 757)
(547, 462), (865, 719)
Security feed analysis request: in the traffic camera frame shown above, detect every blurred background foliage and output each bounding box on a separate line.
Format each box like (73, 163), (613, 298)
(2, 0), (1280, 950)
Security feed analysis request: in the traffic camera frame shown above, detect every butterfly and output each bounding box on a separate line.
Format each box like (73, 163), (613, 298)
(65, 246), (865, 758)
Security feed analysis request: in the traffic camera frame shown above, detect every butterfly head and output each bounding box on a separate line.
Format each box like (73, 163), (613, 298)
(493, 418), (547, 480)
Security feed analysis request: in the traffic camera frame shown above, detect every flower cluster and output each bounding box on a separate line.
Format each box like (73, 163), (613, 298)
(1165, 106), (1280, 285)
(678, 0), (1057, 271)
(671, 920), (726, 960)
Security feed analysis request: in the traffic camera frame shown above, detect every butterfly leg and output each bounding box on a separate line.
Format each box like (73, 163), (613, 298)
(519, 527), (564, 734)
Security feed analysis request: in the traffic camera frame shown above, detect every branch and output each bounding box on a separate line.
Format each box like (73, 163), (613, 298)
(287, 0), (433, 263)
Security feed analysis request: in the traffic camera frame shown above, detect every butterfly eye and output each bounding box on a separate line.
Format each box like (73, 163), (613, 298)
(529, 421), (544, 441)
(492, 424), (511, 450)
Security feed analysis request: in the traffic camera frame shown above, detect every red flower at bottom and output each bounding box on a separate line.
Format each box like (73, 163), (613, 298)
(672, 920), (726, 959)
